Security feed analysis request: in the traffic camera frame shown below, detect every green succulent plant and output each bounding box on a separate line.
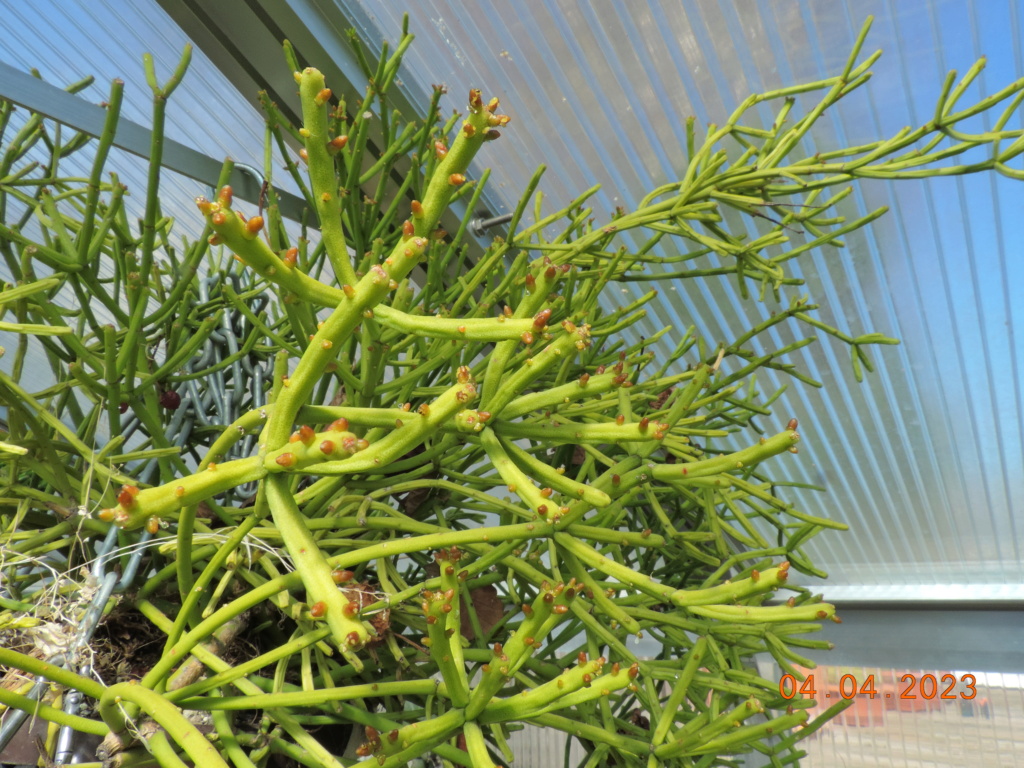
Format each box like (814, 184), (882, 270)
(2, 15), (1023, 768)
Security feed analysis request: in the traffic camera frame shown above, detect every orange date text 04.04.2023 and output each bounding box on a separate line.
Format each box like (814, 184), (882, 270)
(779, 673), (977, 701)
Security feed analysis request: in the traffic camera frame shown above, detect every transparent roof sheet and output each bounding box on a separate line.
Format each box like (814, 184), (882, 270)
(330, 0), (1024, 595)
(0, 0), (305, 396)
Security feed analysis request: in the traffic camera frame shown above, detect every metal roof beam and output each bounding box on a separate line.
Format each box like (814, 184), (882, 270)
(0, 62), (307, 221)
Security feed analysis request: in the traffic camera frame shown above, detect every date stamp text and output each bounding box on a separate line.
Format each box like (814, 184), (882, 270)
(779, 673), (977, 701)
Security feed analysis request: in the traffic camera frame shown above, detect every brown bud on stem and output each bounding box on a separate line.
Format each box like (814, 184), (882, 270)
(332, 568), (354, 584)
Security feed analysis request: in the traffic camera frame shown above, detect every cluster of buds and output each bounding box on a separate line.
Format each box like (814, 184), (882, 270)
(561, 319), (592, 353)
(265, 418), (368, 471)
(633, 415), (670, 441)
(354, 726), (383, 758)
(196, 187), (264, 246)
(420, 586), (459, 624)
(467, 89), (510, 141)
(422, 547), (468, 624)
(97, 484), (141, 528)
(524, 259), (572, 297)
(434, 545), (464, 569)
(454, 408), (494, 433)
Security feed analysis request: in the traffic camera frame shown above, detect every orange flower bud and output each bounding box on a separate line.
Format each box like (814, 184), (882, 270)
(117, 485), (140, 508)
(448, 173), (466, 186)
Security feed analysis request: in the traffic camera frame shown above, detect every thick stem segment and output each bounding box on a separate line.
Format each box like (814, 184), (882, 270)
(555, 535), (793, 608)
(297, 68), (356, 286)
(265, 474), (370, 665)
(421, 548), (471, 707)
(98, 457), (265, 530)
(99, 681), (231, 768)
(299, 374), (477, 475)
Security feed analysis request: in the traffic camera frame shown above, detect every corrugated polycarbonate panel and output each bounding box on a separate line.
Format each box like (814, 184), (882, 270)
(0, 0), (306, 403)
(329, 0), (1024, 595)
(0, 0), (281, 196)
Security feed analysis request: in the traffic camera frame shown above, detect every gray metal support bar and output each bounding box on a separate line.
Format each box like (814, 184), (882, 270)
(0, 62), (308, 221)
